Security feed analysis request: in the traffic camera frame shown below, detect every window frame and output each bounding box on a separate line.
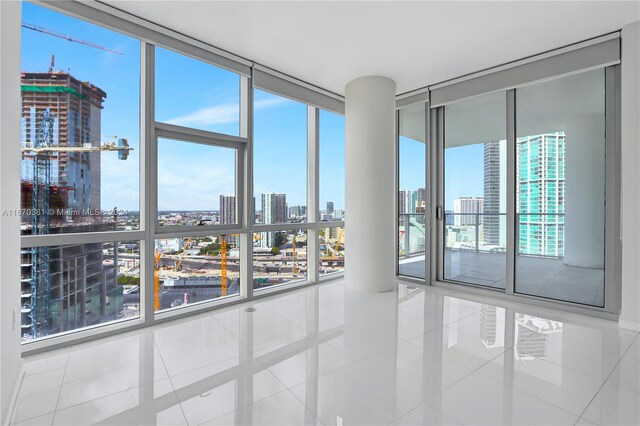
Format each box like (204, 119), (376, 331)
(20, 2), (345, 355)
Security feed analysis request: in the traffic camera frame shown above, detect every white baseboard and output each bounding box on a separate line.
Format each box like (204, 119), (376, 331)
(619, 318), (640, 332)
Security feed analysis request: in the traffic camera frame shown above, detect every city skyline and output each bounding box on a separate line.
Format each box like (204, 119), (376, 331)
(21, 2), (346, 212)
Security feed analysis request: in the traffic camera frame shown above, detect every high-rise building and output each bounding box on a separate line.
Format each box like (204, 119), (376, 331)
(219, 195), (238, 245)
(19, 72), (123, 339)
(517, 133), (565, 257)
(483, 141), (507, 246)
(326, 201), (334, 215)
(453, 197), (483, 226)
(261, 192), (287, 247)
(21, 72), (107, 223)
(417, 187), (426, 206)
(398, 190), (419, 214)
(219, 195), (236, 225)
(288, 205), (306, 219)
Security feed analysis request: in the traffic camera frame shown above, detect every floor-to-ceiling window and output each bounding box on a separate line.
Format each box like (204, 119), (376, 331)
(398, 103), (428, 279)
(20, 2), (141, 340)
(431, 42), (619, 311)
(319, 110), (346, 276)
(443, 92), (507, 288)
(515, 69), (606, 307)
(19, 2), (346, 348)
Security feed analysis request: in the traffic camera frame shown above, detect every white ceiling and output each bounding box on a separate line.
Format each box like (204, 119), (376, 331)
(107, 1), (640, 95)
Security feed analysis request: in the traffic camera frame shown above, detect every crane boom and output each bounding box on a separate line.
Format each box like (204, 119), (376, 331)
(22, 140), (133, 156)
(22, 22), (124, 55)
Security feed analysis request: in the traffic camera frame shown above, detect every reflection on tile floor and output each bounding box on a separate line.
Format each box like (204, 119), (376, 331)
(12, 280), (639, 425)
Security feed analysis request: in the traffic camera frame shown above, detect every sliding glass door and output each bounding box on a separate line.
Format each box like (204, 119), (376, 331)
(515, 69), (606, 307)
(398, 103), (428, 279)
(443, 92), (507, 289)
(434, 67), (617, 310)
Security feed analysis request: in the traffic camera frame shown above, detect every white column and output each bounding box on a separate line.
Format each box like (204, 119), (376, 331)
(344, 76), (396, 292)
(563, 115), (605, 268)
(620, 20), (640, 331)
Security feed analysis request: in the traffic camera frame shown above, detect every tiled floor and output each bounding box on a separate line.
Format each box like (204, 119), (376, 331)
(400, 251), (605, 306)
(11, 279), (639, 426)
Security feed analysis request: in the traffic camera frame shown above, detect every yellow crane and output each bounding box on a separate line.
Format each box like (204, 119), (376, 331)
(292, 235), (299, 275)
(174, 238), (193, 271)
(154, 251), (161, 311)
(221, 239), (228, 296)
(334, 227), (345, 256)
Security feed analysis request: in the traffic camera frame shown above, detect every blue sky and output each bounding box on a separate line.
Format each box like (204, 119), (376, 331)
(22, 3), (485, 214)
(400, 136), (484, 210)
(21, 3), (345, 212)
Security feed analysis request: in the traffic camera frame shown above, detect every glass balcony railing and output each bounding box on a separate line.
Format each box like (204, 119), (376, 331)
(398, 214), (427, 259)
(444, 213), (507, 254)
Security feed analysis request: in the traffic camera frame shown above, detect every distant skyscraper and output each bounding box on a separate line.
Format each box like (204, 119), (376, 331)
(417, 188), (426, 206)
(398, 190), (408, 214)
(219, 195), (235, 225)
(326, 201), (334, 215)
(398, 190), (419, 214)
(261, 192), (287, 247)
(518, 133), (565, 256)
(483, 141), (506, 246)
(453, 197), (483, 226)
(289, 205), (300, 219)
(333, 209), (344, 220)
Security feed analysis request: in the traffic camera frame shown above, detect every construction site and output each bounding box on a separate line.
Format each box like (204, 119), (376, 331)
(19, 23), (135, 340)
(19, 22), (345, 335)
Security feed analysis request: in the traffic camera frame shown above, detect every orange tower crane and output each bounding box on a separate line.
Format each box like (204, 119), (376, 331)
(174, 238), (193, 271)
(221, 239), (228, 296)
(292, 235), (299, 275)
(153, 251), (161, 311)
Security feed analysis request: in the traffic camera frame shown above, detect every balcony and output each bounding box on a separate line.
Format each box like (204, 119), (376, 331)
(398, 213), (604, 307)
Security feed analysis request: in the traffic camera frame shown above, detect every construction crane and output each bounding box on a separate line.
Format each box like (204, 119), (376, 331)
(292, 235), (299, 275)
(334, 228), (344, 256)
(24, 109), (132, 338)
(221, 239), (228, 296)
(22, 22), (124, 55)
(154, 251), (161, 311)
(174, 238), (193, 271)
(28, 110), (55, 338)
(22, 138), (133, 158)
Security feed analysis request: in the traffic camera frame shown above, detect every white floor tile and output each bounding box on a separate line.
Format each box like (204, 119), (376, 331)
(391, 403), (461, 425)
(201, 390), (321, 426)
(176, 367), (287, 425)
(581, 382), (640, 425)
(12, 280), (639, 426)
(289, 360), (421, 425)
(607, 353), (640, 393)
(11, 369), (65, 424)
(52, 378), (179, 425)
(477, 348), (605, 415)
(57, 347), (168, 410)
(433, 372), (578, 425)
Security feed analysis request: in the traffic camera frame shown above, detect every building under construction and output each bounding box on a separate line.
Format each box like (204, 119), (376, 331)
(20, 70), (125, 340)
(21, 71), (107, 228)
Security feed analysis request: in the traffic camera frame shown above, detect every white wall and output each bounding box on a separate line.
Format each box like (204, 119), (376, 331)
(620, 20), (640, 332)
(0, 0), (24, 422)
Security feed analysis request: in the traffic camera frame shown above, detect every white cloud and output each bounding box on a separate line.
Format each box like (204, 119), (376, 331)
(165, 96), (291, 128)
